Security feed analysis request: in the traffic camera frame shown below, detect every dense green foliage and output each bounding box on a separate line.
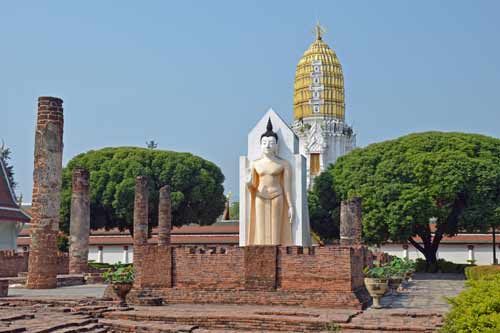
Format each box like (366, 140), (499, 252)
(56, 233), (69, 253)
(364, 258), (415, 278)
(0, 145), (17, 193)
(465, 265), (500, 281)
(308, 171), (340, 243)
(60, 147), (226, 234)
(387, 257), (416, 277)
(102, 262), (135, 283)
(415, 258), (471, 274)
(441, 274), (500, 332)
(229, 201), (239, 220)
(310, 132), (500, 268)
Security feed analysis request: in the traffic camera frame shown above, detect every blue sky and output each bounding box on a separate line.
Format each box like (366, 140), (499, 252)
(1, 1), (499, 202)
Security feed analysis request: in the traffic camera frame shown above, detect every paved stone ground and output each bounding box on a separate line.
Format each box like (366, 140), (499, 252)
(7, 284), (106, 299)
(0, 274), (465, 332)
(379, 272), (465, 311)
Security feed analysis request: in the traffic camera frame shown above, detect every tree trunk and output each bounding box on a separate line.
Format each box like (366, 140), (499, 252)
(408, 236), (440, 272)
(422, 246), (438, 272)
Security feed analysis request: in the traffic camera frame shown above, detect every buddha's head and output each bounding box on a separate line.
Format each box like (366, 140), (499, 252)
(260, 118), (278, 157)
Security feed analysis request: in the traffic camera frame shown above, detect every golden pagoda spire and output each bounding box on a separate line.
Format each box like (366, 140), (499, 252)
(314, 21), (325, 41)
(294, 23), (345, 121)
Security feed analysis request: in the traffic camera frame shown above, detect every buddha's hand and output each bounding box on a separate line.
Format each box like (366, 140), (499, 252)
(245, 168), (253, 186)
(288, 206), (294, 224)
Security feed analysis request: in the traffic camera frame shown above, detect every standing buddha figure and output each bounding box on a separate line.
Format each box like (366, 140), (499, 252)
(246, 119), (294, 245)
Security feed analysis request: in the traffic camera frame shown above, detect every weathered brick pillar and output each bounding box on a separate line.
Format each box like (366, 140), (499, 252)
(133, 176), (148, 246)
(69, 168), (90, 274)
(244, 246), (277, 290)
(27, 96), (64, 289)
(158, 185), (172, 246)
(340, 197), (362, 245)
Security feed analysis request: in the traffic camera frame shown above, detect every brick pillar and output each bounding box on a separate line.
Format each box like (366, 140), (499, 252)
(340, 197), (362, 245)
(69, 168), (90, 274)
(133, 176), (148, 246)
(27, 96), (64, 289)
(244, 246), (277, 290)
(158, 185), (172, 246)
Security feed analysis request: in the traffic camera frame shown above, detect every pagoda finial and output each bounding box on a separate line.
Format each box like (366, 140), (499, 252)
(315, 21), (325, 41)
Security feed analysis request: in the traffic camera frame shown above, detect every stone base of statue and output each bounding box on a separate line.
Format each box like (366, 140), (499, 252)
(239, 109), (311, 246)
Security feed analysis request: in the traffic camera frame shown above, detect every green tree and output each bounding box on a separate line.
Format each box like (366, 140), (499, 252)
(60, 147), (226, 235)
(310, 132), (500, 270)
(229, 201), (239, 220)
(308, 171), (340, 243)
(0, 142), (17, 192)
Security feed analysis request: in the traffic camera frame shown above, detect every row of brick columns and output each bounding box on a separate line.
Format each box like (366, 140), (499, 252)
(133, 176), (172, 246)
(25, 95), (361, 289)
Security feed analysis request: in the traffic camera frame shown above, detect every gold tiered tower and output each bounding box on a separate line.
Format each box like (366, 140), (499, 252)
(293, 24), (345, 121)
(291, 24), (355, 188)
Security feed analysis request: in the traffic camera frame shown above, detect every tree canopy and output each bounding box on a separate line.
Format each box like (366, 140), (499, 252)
(310, 132), (500, 267)
(0, 144), (17, 193)
(60, 147), (226, 234)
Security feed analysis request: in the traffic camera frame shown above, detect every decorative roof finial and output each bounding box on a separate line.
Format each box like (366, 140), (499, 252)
(315, 21), (325, 41)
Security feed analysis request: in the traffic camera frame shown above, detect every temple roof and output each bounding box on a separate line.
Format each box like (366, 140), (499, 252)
(0, 159), (30, 223)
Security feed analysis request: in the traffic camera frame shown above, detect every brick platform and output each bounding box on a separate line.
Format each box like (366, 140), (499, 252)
(130, 244), (371, 309)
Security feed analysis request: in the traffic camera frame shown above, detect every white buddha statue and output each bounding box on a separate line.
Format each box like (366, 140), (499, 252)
(245, 119), (293, 245)
(239, 109), (311, 247)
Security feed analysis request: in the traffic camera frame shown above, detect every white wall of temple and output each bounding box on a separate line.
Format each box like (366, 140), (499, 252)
(380, 243), (499, 265)
(88, 245), (133, 264)
(0, 222), (19, 250)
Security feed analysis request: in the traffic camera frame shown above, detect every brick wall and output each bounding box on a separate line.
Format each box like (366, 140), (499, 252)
(0, 251), (29, 277)
(173, 245), (244, 290)
(134, 245), (171, 289)
(0, 251), (69, 278)
(132, 244), (372, 309)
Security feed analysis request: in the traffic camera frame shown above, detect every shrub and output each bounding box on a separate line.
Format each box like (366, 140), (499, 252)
(102, 262), (135, 284)
(465, 265), (500, 281)
(364, 266), (390, 279)
(415, 258), (470, 274)
(88, 261), (114, 270)
(387, 257), (416, 277)
(441, 275), (500, 332)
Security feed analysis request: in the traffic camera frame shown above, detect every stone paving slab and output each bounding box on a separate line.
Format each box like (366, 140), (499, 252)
(379, 273), (465, 312)
(0, 273), (466, 332)
(6, 284), (106, 299)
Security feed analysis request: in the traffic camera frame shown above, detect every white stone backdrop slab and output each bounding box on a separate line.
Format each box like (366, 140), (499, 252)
(239, 109), (311, 246)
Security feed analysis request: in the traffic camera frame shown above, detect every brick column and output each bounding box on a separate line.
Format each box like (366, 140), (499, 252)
(340, 197), (362, 245)
(133, 176), (148, 246)
(27, 96), (64, 289)
(244, 246), (277, 290)
(69, 168), (90, 274)
(158, 185), (172, 246)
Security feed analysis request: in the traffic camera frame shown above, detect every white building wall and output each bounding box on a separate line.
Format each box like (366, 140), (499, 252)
(380, 243), (499, 265)
(0, 222), (20, 250)
(88, 245), (134, 264)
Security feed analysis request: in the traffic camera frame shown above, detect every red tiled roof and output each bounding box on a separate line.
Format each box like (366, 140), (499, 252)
(17, 234), (239, 246)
